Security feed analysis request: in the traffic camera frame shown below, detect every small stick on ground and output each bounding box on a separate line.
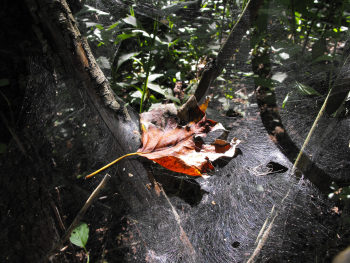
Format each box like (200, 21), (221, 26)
(46, 173), (111, 260)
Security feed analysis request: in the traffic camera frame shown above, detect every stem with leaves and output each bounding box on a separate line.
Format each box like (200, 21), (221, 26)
(140, 19), (159, 113)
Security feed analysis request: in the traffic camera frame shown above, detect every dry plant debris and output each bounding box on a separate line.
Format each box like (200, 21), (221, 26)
(86, 97), (240, 178)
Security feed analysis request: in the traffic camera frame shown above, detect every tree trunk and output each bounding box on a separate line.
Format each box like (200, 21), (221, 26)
(0, 0), (198, 262)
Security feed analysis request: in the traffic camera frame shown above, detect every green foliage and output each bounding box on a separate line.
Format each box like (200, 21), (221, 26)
(70, 222), (90, 263)
(258, 0), (350, 110)
(282, 91), (290, 109)
(294, 81), (321, 96)
(77, 0), (240, 111)
(77, 0), (349, 112)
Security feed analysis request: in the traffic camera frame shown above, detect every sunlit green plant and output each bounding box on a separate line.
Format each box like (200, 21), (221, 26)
(70, 223), (90, 263)
(77, 0), (233, 111)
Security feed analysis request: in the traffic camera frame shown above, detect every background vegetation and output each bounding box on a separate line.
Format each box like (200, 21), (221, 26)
(75, 0), (349, 114)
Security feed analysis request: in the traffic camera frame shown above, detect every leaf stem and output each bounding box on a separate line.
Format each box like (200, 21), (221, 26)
(83, 247), (90, 263)
(85, 152), (141, 179)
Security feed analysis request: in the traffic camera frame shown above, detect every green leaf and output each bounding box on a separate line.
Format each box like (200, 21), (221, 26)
(165, 94), (181, 104)
(131, 56), (143, 66)
(282, 92), (291, 108)
(148, 73), (163, 82)
(77, 5), (109, 16)
(149, 94), (160, 103)
(107, 22), (119, 31)
(131, 90), (142, 98)
(115, 33), (137, 44)
(85, 22), (99, 28)
(117, 52), (140, 70)
(70, 223), (89, 248)
(132, 29), (151, 38)
(294, 81), (321, 96)
(147, 83), (166, 95)
(123, 15), (137, 27)
(95, 24), (104, 30)
(147, 83), (180, 103)
(129, 6), (135, 17)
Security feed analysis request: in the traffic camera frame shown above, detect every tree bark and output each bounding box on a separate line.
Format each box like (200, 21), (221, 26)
(8, 0), (199, 261)
(25, 0), (141, 153)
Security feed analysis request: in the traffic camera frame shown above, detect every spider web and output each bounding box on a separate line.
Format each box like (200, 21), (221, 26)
(20, 0), (350, 262)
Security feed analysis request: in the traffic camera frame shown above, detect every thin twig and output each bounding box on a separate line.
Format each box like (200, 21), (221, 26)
(292, 87), (333, 173)
(50, 200), (66, 231)
(245, 85), (335, 262)
(247, 212), (278, 263)
(47, 173), (111, 260)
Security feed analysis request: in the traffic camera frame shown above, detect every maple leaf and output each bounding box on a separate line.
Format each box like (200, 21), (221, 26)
(137, 98), (240, 176)
(85, 96), (240, 179)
